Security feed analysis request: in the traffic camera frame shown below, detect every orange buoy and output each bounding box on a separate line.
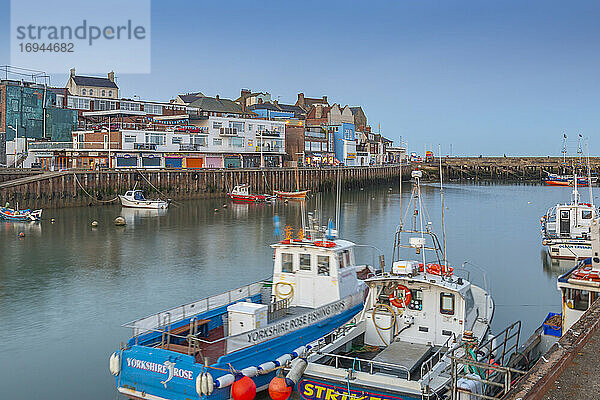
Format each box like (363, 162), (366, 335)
(268, 376), (292, 400)
(231, 375), (256, 400)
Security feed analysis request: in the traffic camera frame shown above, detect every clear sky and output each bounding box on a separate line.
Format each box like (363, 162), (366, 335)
(1, 0), (599, 156)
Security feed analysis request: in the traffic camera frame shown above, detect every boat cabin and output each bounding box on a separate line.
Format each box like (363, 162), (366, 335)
(124, 190), (147, 201)
(271, 239), (364, 308)
(231, 185), (250, 196)
(542, 190), (597, 240)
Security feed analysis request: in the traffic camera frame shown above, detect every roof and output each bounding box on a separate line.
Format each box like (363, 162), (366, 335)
(350, 107), (364, 115)
(72, 75), (118, 89)
(249, 102), (306, 118)
(178, 92), (204, 104)
(189, 96), (245, 114)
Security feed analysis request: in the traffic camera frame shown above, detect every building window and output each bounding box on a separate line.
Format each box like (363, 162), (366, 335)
(582, 210), (593, 219)
(108, 90), (112, 97)
(89, 89), (93, 96)
(566, 288), (590, 311)
(299, 254), (311, 271)
(145, 133), (165, 145)
(145, 104), (163, 115)
(82, 89), (86, 95)
(172, 136), (182, 144)
(213, 138), (222, 146)
(67, 97), (91, 110)
(440, 293), (455, 315)
(124, 135), (136, 143)
(102, 90), (106, 96)
(282, 253), (293, 273)
(212, 122), (222, 130)
(120, 101), (141, 111)
(317, 256), (330, 276)
(192, 136), (207, 146)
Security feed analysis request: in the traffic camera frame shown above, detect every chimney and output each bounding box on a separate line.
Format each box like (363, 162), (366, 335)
(241, 88), (251, 98)
(216, 94), (220, 100)
(297, 92), (305, 107)
(108, 71), (115, 82)
(70, 68), (76, 77)
(273, 100), (278, 106)
(322, 95), (328, 104)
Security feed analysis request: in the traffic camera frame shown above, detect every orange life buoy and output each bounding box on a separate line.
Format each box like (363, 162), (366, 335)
(426, 263), (454, 276)
(389, 284), (411, 308)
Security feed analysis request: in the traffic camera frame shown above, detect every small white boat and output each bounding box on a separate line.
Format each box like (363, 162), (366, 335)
(118, 190), (170, 209)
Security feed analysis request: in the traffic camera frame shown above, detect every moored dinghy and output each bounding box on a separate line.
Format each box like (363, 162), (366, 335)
(0, 205), (42, 221)
(119, 190), (170, 209)
(110, 215), (382, 400)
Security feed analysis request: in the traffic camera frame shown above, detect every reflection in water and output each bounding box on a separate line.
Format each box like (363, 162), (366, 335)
(0, 183), (597, 400)
(119, 207), (168, 226)
(541, 249), (578, 277)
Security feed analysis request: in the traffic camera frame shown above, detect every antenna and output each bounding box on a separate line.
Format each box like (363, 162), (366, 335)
(562, 132), (567, 164)
(439, 144), (448, 272)
(586, 141), (593, 206)
(399, 161), (403, 230)
(335, 166), (341, 235)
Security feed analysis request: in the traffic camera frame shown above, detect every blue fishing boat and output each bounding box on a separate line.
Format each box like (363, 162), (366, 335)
(110, 219), (381, 400)
(0, 206), (42, 221)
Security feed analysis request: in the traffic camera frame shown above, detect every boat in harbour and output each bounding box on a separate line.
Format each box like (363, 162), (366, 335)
(273, 189), (310, 200)
(109, 215), (381, 400)
(119, 190), (170, 209)
(540, 178), (597, 260)
(227, 184), (270, 202)
(278, 170), (495, 400)
(0, 205), (42, 221)
(544, 171), (597, 187)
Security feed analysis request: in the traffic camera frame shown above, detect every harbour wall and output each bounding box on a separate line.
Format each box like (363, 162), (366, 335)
(0, 165), (409, 209)
(419, 156), (600, 182)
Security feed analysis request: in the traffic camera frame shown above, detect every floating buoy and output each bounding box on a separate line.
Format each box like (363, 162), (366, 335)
(91, 221), (99, 227)
(18, 232), (25, 238)
(214, 208), (219, 213)
(114, 216), (126, 226)
(231, 375), (256, 400)
(51, 218), (55, 223)
(284, 200), (289, 204)
(223, 204), (228, 208)
(360, 187), (364, 191)
(268, 376), (292, 400)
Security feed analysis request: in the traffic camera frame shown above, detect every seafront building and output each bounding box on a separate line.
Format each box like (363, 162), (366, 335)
(1, 69), (403, 169)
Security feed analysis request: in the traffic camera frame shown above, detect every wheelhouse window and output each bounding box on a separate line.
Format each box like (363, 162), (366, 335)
(338, 252), (346, 269)
(281, 253), (293, 273)
(317, 255), (330, 276)
(565, 288), (590, 311)
(299, 254), (311, 271)
(582, 210), (593, 219)
(440, 292), (455, 315)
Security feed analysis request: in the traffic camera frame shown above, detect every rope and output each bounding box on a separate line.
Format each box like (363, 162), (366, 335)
(73, 174), (119, 203)
(135, 169), (181, 205)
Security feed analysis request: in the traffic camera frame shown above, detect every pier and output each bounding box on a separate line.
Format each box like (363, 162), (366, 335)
(504, 298), (600, 400)
(419, 156), (600, 182)
(0, 165), (409, 209)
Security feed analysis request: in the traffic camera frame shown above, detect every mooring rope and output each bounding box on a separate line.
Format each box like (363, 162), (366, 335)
(73, 173), (119, 203)
(135, 170), (181, 205)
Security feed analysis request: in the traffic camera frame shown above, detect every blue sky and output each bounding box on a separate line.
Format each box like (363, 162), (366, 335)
(1, 0), (600, 156)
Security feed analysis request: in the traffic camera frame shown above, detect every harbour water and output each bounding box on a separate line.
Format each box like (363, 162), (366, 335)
(0, 183), (595, 399)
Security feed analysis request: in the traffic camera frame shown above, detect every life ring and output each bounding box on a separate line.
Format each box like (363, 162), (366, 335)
(314, 240), (336, 248)
(389, 284), (411, 308)
(426, 263), (453, 276)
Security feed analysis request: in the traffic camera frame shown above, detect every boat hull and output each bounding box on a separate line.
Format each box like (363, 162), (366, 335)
(119, 195), (169, 209)
(114, 296), (364, 400)
(274, 190), (309, 199)
(0, 208), (42, 221)
(295, 376), (432, 400)
(544, 239), (592, 260)
(227, 193), (266, 202)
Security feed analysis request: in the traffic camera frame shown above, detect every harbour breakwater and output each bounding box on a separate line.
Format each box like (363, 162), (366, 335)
(0, 165), (409, 209)
(419, 156), (600, 182)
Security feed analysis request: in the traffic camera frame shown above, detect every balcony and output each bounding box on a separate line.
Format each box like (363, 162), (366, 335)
(219, 127), (239, 136)
(179, 143), (207, 151)
(134, 143), (157, 150)
(29, 141), (74, 150)
(258, 129), (281, 137)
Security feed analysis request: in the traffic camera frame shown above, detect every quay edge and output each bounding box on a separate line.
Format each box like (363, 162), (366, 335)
(0, 165), (411, 209)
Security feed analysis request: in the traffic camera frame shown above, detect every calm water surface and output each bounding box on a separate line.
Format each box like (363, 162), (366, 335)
(1, 183), (596, 399)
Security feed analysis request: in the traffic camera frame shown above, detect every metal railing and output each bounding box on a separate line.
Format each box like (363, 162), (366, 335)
(123, 279), (267, 337)
(267, 297), (290, 323)
(316, 351), (411, 380)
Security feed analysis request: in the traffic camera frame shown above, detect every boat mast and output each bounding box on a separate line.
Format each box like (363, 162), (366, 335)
(586, 141), (594, 206)
(439, 144), (448, 272)
(562, 132), (567, 165)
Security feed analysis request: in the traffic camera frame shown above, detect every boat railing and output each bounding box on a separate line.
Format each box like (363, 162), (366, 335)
(123, 279), (268, 337)
(353, 244), (386, 272)
(267, 297), (290, 323)
(316, 351), (411, 380)
(420, 332), (457, 383)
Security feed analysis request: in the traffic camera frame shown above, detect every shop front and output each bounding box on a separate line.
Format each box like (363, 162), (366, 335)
(165, 155), (183, 168)
(224, 155), (241, 168)
(205, 156), (223, 169)
(242, 154), (260, 168)
(142, 154), (162, 168)
(185, 156), (204, 169)
(116, 154), (139, 168)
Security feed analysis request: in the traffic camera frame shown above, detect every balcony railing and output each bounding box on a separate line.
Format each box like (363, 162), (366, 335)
(219, 127), (239, 136)
(29, 141), (74, 150)
(258, 129), (281, 137)
(179, 143), (207, 151)
(134, 143), (158, 150)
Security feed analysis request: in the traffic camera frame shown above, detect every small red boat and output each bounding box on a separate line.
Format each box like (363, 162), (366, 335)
(227, 184), (267, 202)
